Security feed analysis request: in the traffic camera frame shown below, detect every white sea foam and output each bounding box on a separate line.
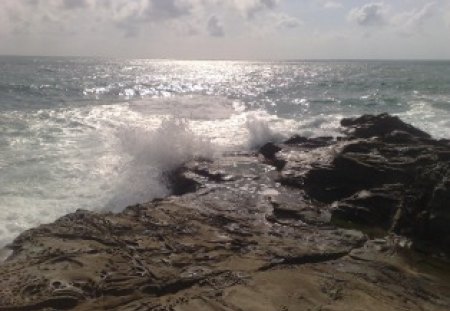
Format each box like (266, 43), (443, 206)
(0, 95), (373, 250)
(2, 59), (450, 254)
(296, 115), (343, 138)
(246, 111), (284, 148)
(0, 97), (301, 248)
(130, 95), (239, 120)
(397, 99), (450, 139)
(106, 118), (215, 212)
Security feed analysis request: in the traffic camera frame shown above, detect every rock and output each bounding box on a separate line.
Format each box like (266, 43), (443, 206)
(1, 113), (449, 310)
(284, 135), (334, 148)
(284, 134), (308, 145)
(332, 186), (403, 231)
(164, 167), (200, 195)
(259, 142), (281, 159)
(428, 169), (450, 241)
(341, 113), (431, 139)
(297, 114), (450, 253)
(259, 142), (286, 170)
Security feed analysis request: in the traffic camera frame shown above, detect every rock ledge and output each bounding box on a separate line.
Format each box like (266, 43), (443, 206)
(1, 114), (449, 311)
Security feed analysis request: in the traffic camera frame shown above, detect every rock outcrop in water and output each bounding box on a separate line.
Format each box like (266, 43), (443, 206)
(1, 113), (449, 310)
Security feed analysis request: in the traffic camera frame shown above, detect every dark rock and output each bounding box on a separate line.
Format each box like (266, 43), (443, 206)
(259, 142), (286, 170)
(331, 186), (403, 231)
(284, 135), (334, 148)
(341, 113), (431, 139)
(304, 152), (409, 204)
(259, 142), (282, 159)
(1, 113), (449, 310)
(298, 114), (450, 253)
(164, 167), (200, 195)
(392, 164), (450, 251)
(284, 135), (308, 145)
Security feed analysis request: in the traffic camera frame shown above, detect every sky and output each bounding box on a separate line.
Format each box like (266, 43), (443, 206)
(0, 0), (449, 59)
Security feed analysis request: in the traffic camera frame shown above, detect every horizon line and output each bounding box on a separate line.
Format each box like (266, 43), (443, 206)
(1, 54), (450, 62)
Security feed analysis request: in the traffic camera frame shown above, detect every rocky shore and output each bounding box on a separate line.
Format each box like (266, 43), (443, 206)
(1, 114), (449, 310)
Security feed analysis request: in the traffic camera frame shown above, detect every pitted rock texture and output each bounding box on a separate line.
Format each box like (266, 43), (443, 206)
(0, 114), (449, 310)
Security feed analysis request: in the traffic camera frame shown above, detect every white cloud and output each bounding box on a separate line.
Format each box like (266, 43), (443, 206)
(61, 0), (89, 10)
(103, 0), (198, 37)
(347, 1), (438, 37)
(1, 0), (447, 59)
(319, 1), (342, 9)
(273, 13), (302, 29)
(392, 2), (436, 36)
(0, 0), (291, 39)
(207, 15), (224, 37)
(244, 11), (301, 38)
(145, 0), (193, 21)
(24, 0), (40, 7)
(230, 0), (281, 19)
(348, 2), (387, 27)
(446, 6), (450, 28)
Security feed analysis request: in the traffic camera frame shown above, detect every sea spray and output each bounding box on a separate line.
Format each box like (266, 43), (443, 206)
(245, 111), (285, 149)
(104, 117), (216, 211)
(2, 58), (450, 250)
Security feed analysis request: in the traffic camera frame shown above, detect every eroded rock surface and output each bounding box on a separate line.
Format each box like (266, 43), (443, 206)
(1, 114), (449, 310)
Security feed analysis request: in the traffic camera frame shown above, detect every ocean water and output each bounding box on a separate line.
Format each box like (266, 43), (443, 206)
(1, 56), (450, 249)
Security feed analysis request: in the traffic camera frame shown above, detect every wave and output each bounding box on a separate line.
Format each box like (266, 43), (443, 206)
(0, 99), (283, 248)
(397, 100), (450, 139)
(246, 111), (284, 149)
(0, 94), (370, 249)
(2, 59), (450, 253)
(105, 118), (215, 211)
(130, 95), (241, 120)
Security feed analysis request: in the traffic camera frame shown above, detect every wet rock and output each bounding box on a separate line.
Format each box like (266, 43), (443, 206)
(297, 114), (450, 253)
(259, 142), (281, 159)
(331, 186), (403, 231)
(164, 167), (200, 195)
(259, 142), (286, 170)
(341, 113), (431, 139)
(284, 135), (334, 148)
(428, 170), (450, 240)
(1, 113), (449, 310)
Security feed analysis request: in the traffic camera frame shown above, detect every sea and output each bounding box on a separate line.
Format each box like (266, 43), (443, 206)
(1, 56), (450, 250)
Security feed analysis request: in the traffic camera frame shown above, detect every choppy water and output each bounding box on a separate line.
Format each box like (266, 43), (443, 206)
(1, 56), (450, 248)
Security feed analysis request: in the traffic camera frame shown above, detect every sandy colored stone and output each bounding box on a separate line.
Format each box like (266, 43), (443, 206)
(1, 114), (449, 310)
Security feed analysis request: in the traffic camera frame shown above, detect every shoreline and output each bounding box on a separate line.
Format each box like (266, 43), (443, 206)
(1, 113), (449, 310)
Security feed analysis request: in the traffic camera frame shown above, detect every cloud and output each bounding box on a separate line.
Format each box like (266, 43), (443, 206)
(0, 1), (37, 34)
(25, 0), (40, 7)
(231, 0), (280, 20)
(348, 2), (387, 27)
(145, 0), (193, 21)
(446, 6), (450, 28)
(348, 1), (438, 37)
(111, 0), (286, 37)
(392, 2), (436, 35)
(274, 13), (301, 29)
(110, 0), (195, 37)
(0, 0), (293, 39)
(61, 0), (89, 10)
(319, 1), (342, 9)
(0, 0), (296, 44)
(207, 15), (224, 37)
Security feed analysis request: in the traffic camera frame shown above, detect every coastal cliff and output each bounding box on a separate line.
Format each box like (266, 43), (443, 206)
(1, 114), (449, 310)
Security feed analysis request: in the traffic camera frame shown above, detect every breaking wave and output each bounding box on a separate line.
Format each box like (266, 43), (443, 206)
(2, 58), (450, 251)
(106, 118), (215, 211)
